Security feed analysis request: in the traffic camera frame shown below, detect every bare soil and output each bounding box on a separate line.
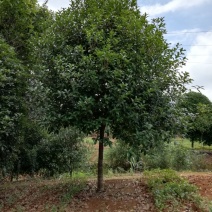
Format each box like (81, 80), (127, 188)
(0, 172), (212, 212)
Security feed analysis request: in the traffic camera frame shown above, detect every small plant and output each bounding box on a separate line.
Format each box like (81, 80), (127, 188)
(60, 179), (86, 204)
(144, 169), (203, 211)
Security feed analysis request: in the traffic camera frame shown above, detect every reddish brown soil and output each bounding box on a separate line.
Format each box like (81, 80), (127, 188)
(69, 178), (156, 212)
(181, 172), (212, 201)
(0, 173), (212, 212)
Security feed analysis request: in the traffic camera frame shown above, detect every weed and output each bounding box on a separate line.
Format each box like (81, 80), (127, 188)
(144, 169), (203, 211)
(15, 205), (25, 212)
(60, 179), (86, 205)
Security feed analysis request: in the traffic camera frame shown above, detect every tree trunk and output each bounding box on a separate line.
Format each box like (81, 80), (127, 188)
(97, 124), (105, 192)
(191, 140), (194, 148)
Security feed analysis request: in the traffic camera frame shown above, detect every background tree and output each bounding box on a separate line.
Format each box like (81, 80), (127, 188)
(0, 38), (26, 179)
(0, 0), (37, 61)
(0, 0), (53, 179)
(34, 0), (191, 191)
(178, 91), (212, 147)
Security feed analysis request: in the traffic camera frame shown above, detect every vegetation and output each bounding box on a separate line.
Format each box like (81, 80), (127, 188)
(105, 140), (211, 173)
(178, 91), (212, 147)
(144, 169), (204, 211)
(33, 0), (191, 191)
(142, 143), (206, 171)
(105, 140), (142, 171)
(0, 38), (26, 180)
(36, 127), (90, 177)
(1, 3), (212, 211)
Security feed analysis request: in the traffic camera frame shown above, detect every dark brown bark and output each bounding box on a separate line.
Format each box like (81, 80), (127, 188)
(97, 124), (105, 192)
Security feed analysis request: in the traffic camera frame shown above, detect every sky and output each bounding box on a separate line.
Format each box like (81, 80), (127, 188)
(38, 0), (212, 100)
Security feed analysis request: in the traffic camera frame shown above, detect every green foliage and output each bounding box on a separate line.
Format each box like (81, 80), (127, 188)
(143, 143), (205, 171)
(37, 127), (89, 177)
(178, 91), (212, 147)
(0, 37), (26, 179)
(0, 0), (37, 60)
(34, 0), (191, 189)
(179, 91), (211, 114)
(0, 0), (53, 62)
(35, 0), (191, 138)
(0, 0), (54, 179)
(105, 140), (142, 171)
(144, 169), (202, 211)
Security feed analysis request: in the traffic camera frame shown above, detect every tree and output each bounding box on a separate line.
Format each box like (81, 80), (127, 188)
(34, 0), (191, 191)
(0, 0), (53, 179)
(0, 0), (37, 61)
(179, 91), (211, 113)
(0, 37), (26, 179)
(179, 91), (212, 147)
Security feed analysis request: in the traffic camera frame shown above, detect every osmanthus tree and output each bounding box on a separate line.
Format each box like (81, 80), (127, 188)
(35, 0), (191, 190)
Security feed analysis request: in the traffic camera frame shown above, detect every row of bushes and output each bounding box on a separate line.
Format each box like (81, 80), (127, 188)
(0, 126), (91, 181)
(1, 131), (209, 181)
(105, 140), (207, 172)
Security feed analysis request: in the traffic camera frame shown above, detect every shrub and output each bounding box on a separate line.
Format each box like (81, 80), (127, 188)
(143, 143), (205, 171)
(37, 127), (90, 177)
(105, 140), (142, 172)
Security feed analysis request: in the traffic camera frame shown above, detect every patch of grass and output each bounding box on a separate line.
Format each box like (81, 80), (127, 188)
(59, 171), (89, 180)
(60, 179), (86, 205)
(144, 169), (204, 211)
(0, 177), (87, 211)
(172, 138), (212, 150)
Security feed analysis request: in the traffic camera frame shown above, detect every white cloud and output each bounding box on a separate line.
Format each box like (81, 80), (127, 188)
(140, 0), (210, 16)
(165, 29), (200, 46)
(38, 0), (70, 11)
(182, 32), (212, 100)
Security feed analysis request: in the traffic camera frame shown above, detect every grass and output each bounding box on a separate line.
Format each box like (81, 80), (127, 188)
(172, 138), (212, 150)
(0, 176), (87, 211)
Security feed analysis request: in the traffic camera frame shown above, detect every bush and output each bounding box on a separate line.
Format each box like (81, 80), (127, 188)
(143, 144), (205, 171)
(0, 121), (47, 181)
(105, 140), (207, 173)
(37, 127), (90, 177)
(105, 140), (142, 172)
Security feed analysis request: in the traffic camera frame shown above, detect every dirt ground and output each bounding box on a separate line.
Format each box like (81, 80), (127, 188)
(0, 172), (212, 212)
(181, 172), (212, 201)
